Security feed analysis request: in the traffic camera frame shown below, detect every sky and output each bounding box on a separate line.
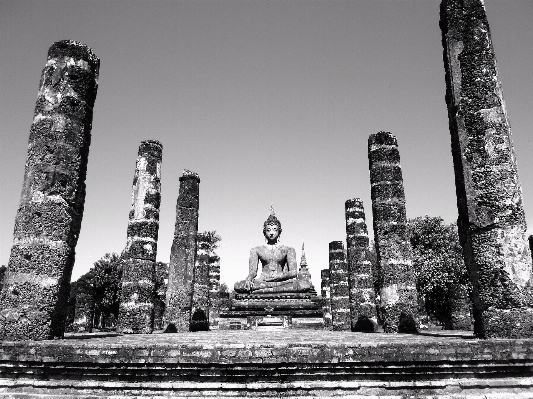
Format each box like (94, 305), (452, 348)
(1, 0), (532, 290)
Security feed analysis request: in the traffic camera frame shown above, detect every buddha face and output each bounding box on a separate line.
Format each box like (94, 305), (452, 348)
(264, 224), (280, 243)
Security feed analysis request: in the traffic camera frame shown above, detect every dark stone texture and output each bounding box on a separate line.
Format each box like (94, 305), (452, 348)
(191, 235), (210, 332)
(529, 235), (533, 265)
(328, 241), (350, 331)
(164, 170), (200, 332)
(0, 330), (532, 397)
(208, 255), (221, 328)
(345, 199), (378, 332)
(368, 131), (419, 334)
(441, 0), (532, 338)
(118, 140), (162, 334)
(0, 40), (99, 341)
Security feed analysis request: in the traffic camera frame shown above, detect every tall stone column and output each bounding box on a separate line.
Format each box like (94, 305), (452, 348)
(529, 236), (533, 265)
(0, 41), (99, 341)
(441, 0), (533, 338)
(329, 241), (350, 331)
(191, 232), (210, 331)
(345, 198), (378, 332)
(368, 131), (418, 333)
(117, 140), (162, 334)
(208, 255), (221, 329)
(320, 269), (332, 329)
(164, 170), (200, 332)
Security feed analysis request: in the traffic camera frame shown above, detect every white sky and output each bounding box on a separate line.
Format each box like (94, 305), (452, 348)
(1, 0), (532, 289)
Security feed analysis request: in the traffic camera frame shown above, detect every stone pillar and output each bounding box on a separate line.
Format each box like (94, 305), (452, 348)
(0, 41), (99, 341)
(118, 140), (162, 334)
(441, 0), (533, 338)
(208, 255), (221, 329)
(164, 170), (200, 332)
(329, 241), (350, 331)
(529, 236), (533, 265)
(345, 198), (378, 332)
(321, 269), (332, 329)
(368, 131), (418, 333)
(191, 233), (210, 331)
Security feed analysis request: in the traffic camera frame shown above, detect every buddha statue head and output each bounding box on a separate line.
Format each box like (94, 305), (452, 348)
(263, 207), (282, 243)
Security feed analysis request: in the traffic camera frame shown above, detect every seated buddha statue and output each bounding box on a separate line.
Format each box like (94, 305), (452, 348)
(234, 209), (312, 294)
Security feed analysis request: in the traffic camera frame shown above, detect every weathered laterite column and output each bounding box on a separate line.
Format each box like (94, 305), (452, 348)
(118, 140), (162, 333)
(345, 198), (378, 332)
(368, 131), (418, 333)
(321, 269), (332, 329)
(529, 236), (533, 265)
(441, 0), (533, 338)
(328, 241), (350, 331)
(0, 40), (99, 341)
(191, 233), (210, 331)
(164, 170), (200, 332)
(208, 255), (221, 329)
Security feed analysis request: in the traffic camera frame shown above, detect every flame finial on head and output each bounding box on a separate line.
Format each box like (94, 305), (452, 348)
(263, 204), (282, 236)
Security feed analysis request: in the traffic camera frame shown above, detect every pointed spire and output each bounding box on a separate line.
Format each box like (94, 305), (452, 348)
(270, 203), (275, 217)
(300, 241), (308, 267)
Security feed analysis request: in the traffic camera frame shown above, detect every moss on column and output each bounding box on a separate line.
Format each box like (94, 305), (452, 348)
(368, 131), (418, 333)
(321, 269), (332, 329)
(118, 140), (162, 334)
(164, 170), (200, 332)
(345, 198), (378, 332)
(329, 241), (350, 331)
(441, 0), (533, 338)
(0, 41), (99, 340)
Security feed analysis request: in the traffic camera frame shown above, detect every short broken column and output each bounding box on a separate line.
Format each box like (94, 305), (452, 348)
(164, 170), (200, 332)
(368, 131), (418, 333)
(0, 40), (100, 341)
(328, 241), (350, 331)
(321, 269), (332, 329)
(441, 0), (533, 338)
(345, 198), (378, 332)
(118, 140), (162, 334)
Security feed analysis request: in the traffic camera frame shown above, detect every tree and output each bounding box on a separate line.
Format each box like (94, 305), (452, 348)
(91, 253), (122, 330)
(69, 253), (122, 332)
(407, 216), (471, 329)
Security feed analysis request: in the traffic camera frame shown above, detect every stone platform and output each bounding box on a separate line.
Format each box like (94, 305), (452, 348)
(0, 330), (532, 398)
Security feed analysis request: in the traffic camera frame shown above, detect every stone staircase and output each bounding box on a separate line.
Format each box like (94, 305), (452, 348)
(0, 330), (532, 398)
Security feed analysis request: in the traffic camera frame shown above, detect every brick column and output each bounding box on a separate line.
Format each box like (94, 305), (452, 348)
(208, 255), (221, 329)
(164, 170), (200, 332)
(321, 269), (332, 329)
(441, 0), (533, 338)
(529, 236), (533, 265)
(118, 140), (162, 334)
(345, 198), (378, 332)
(368, 131), (418, 333)
(329, 241), (350, 331)
(191, 233), (210, 331)
(0, 41), (99, 340)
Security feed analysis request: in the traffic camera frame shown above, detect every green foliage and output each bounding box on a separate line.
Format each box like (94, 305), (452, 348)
(407, 216), (470, 328)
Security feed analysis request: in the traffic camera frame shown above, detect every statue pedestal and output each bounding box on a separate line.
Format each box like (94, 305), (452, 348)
(219, 292), (323, 330)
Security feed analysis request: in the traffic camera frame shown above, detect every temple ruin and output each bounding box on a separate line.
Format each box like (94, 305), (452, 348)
(441, 0), (533, 338)
(117, 140), (163, 334)
(328, 241), (350, 331)
(345, 198), (378, 332)
(164, 170), (200, 332)
(368, 131), (419, 333)
(0, 40), (100, 341)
